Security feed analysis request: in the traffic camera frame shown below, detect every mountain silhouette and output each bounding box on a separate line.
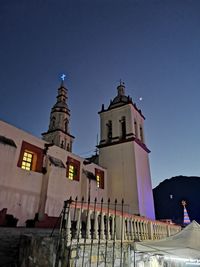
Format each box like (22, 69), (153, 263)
(153, 176), (200, 225)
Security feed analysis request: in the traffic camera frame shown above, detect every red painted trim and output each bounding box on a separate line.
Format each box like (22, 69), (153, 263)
(17, 141), (44, 173)
(95, 168), (105, 189)
(0, 208), (7, 226)
(35, 213), (61, 228)
(134, 138), (151, 153)
(66, 156), (80, 181)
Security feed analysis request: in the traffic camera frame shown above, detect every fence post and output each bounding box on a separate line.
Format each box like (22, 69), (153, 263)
(60, 198), (72, 267)
(130, 218), (134, 240)
(167, 224), (171, 237)
(93, 211), (99, 239)
(148, 221), (154, 240)
(100, 212), (105, 240)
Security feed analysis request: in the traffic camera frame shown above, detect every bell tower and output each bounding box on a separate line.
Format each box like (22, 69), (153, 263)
(42, 77), (74, 152)
(98, 82), (155, 219)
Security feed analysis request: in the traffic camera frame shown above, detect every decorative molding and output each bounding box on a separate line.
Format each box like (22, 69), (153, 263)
(0, 135), (17, 148)
(126, 133), (135, 137)
(98, 137), (150, 153)
(42, 129), (75, 139)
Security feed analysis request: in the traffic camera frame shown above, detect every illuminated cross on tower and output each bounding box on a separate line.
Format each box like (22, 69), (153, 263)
(119, 79), (125, 86)
(61, 73), (66, 81)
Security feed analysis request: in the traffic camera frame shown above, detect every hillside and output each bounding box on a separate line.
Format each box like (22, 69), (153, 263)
(153, 176), (200, 225)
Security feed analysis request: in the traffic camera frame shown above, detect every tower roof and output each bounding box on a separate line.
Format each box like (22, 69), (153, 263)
(108, 82), (133, 110)
(99, 82), (145, 119)
(52, 81), (69, 111)
(42, 77), (74, 152)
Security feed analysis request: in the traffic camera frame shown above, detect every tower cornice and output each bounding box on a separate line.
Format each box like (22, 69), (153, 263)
(97, 136), (150, 153)
(42, 129), (75, 139)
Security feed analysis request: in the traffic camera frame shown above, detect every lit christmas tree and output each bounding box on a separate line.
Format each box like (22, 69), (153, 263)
(182, 200), (191, 225)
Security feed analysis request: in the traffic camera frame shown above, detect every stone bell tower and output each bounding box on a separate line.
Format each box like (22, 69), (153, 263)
(98, 82), (155, 219)
(42, 77), (74, 152)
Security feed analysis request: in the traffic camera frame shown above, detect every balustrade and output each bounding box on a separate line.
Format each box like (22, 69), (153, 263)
(61, 198), (181, 246)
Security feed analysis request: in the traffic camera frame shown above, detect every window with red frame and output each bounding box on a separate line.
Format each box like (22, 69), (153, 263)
(95, 168), (104, 189)
(17, 141), (44, 172)
(66, 156), (80, 181)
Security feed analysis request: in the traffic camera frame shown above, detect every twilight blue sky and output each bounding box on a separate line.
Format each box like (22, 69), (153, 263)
(0, 0), (200, 187)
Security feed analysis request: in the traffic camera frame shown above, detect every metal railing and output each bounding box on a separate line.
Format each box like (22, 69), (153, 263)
(54, 197), (181, 267)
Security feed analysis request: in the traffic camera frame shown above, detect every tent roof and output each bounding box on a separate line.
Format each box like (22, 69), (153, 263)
(134, 221), (200, 259)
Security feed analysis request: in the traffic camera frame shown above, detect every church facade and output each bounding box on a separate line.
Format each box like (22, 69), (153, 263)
(0, 80), (155, 226)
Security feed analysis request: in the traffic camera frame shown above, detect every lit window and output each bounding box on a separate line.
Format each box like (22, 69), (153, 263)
(21, 151), (33, 170)
(96, 174), (100, 188)
(68, 164), (74, 180)
(95, 168), (104, 189)
(66, 157), (80, 181)
(17, 141), (44, 173)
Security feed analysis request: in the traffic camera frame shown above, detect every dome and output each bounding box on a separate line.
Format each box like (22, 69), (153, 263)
(108, 84), (133, 110)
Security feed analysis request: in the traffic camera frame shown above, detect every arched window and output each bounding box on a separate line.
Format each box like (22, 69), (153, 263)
(67, 143), (70, 152)
(121, 116), (126, 139)
(106, 120), (112, 141)
(134, 120), (138, 138)
(65, 119), (68, 133)
(50, 117), (56, 130)
(140, 125), (144, 143)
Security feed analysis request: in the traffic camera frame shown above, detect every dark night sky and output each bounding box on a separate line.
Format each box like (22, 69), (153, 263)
(1, 0), (200, 187)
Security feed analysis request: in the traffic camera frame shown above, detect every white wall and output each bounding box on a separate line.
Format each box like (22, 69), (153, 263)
(134, 143), (155, 219)
(99, 142), (140, 214)
(100, 104), (145, 144)
(99, 102), (154, 219)
(0, 120), (107, 226)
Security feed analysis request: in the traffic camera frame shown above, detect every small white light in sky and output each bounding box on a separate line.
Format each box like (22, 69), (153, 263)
(139, 97), (143, 101)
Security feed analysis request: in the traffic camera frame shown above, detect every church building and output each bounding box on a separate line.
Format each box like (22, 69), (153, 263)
(98, 82), (155, 219)
(0, 79), (155, 226)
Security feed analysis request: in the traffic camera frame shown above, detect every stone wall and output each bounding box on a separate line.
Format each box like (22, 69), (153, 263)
(19, 237), (167, 267)
(0, 227), (58, 267)
(18, 235), (134, 267)
(68, 242), (131, 267)
(19, 236), (58, 267)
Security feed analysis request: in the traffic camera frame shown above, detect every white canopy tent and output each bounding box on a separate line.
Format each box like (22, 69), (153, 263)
(134, 221), (200, 260)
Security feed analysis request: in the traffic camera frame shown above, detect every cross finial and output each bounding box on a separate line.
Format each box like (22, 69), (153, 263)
(61, 73), (66, 81)
(119, 79), (125, 86)
(182, 200), (186, 207)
